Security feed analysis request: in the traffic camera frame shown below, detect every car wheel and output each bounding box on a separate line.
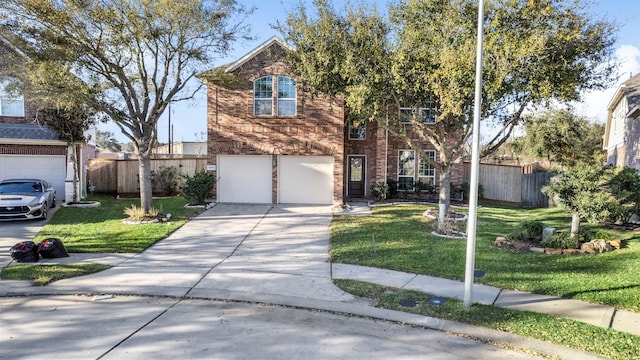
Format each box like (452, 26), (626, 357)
(51, 196), (56, 208)
(40, 203), (48, 220)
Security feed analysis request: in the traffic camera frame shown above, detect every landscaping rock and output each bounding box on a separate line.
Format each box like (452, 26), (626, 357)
(608, 239), (622, 249)
(530, 247), (545, 253)
(580, 240), (613, 254)
(494, 237), (508, 247)
(545, 248), (563, 255)
(562, 249), (579, 255)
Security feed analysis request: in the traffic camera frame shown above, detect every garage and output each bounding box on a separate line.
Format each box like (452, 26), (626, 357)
(0, 155), (67, 201)
(217, 155), (272, 203)
(278, 156), (334, 204)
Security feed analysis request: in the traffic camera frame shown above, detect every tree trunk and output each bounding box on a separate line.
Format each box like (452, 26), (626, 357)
(438, 169), (452, 227)
(570, 212), (580, 237)
(138, 153), (154, 213)
(71, 143), (78, 202)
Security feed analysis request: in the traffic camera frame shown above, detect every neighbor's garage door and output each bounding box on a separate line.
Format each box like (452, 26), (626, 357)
(0, 155), (67, 200)
(278, 156), (333, 204)
(217, 155), (272, 203)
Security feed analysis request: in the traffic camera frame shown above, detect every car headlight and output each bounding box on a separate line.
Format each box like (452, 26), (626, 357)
(28, 198), (44, 207)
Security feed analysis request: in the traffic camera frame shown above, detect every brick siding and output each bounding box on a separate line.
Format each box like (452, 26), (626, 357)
(0, 144), (67, 155)
(207, 40), (464, 203)
(207, 43), (344, 203)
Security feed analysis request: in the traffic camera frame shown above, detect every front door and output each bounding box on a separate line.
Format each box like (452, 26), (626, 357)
(348, 156), (365, 197)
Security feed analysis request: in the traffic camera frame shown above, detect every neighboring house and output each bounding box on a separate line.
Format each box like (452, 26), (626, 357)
(604, 73), (640, 169)
(0, 35), (95, 202)
(154, 141), (207, 158)
(201, 37), (463, 205)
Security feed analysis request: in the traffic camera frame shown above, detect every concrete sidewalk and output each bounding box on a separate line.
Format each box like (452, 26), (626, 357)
(0, 202), (637, 359)
(332, 263), (640, 336)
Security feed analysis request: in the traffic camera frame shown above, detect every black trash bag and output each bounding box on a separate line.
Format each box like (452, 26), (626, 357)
(10, 241), (39, 263)
(38, 238), (69, 259)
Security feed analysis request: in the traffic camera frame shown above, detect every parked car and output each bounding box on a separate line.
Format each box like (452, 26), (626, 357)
(0, 178), (56, 221)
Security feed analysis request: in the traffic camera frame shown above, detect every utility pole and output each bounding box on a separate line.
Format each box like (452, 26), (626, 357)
(464, 0), (485, 308)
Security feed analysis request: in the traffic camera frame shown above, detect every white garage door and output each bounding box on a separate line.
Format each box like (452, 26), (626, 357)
(0, 155), (67, 201)
(279, 156), (333, 204)
(217, 155), (272, 203)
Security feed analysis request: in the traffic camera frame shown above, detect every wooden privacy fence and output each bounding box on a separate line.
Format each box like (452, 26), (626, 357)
(463, 162), (552, 207)
(88, 158), (207, 195)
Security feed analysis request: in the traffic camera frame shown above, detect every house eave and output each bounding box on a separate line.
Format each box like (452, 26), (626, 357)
(0, 138), (67, 146)
(628, 105), (640, 119)
(222, 36), (294, 74)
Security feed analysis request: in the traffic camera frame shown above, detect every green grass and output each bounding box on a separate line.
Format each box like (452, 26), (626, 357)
(335, 279), (640, 360)
(331, 204), (640, 312)
(34, 195), (204, 253)
(1, 264), (111, 285)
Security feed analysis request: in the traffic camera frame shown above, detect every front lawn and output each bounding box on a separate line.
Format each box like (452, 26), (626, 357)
(2, 264), (111, 285)
(335, 279), (640, 360)
(331, 204), (640, 312)
(34, 195), (204, 253)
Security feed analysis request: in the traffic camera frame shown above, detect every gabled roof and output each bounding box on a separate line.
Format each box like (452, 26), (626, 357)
(221, 36), (293, 73)
(0, 123), (65, 145)
(606, 73), (640, 112)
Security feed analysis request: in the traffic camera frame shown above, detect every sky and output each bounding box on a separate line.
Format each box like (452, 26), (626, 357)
(99, 0), (640, 144)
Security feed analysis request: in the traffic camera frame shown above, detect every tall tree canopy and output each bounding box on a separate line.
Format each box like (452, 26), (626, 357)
(510, 108), (606, 167)
(279, 0), (616, 224)
(0, 0), (252, 212)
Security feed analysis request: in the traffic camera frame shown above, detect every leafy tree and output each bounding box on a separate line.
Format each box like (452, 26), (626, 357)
(1, 0), (252, 213)
(542, 164), (617, 236)
(608, 166), (640, 223)
(36, 105), (97, 202)
(279, 0), (616, 227)
(510, 109), (606, 167)
(96, 130), (122, 153)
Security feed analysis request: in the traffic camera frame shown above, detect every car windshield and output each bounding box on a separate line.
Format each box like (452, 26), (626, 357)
(0, 182), (42, 193)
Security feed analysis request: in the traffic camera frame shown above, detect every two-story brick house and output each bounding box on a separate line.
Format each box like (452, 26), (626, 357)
(203, 37), (463, 204)
(0, 35), (96, 202)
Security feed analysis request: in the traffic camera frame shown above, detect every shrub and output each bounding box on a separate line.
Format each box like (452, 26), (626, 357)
(386, 180), (398, 197)
(541, 231), (579, 249)
(461, 181), (484, 200)
(181, 169), (216, 204)
(151, 166), (179, 196)
(124, 204), (160, 221)
(415, 180), (435, 196)
(371, 181), (390, 200)
(506, 220), (544, 242)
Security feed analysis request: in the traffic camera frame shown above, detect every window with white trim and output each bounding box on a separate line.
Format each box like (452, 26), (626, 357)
(254, 75), (297, 117)
(418, 151), (436, 185)
(398, 150), (437, 191)
(400, 98), (437, 125)
(398, 150), (415, 191)
(254, 76), (273, 116)
(0, 79), (25, 117)
(277, 76), (296, 116)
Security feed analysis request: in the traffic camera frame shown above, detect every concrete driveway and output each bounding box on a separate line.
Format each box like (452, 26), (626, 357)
(0, 206), (59, 268)
(0, 204), (601, 359)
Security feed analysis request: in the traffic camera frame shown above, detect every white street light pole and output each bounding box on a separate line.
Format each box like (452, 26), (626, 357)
(464, 0), (486, 308)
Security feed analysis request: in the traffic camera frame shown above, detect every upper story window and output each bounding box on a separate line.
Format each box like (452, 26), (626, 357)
(277, 76), (296, 116)
(254, 76), (273, 116)
(400, 98), (437, 125)
(253, 75), (297, 117)
(348, 118), (366, 140)
(0, 79), (25, 117)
